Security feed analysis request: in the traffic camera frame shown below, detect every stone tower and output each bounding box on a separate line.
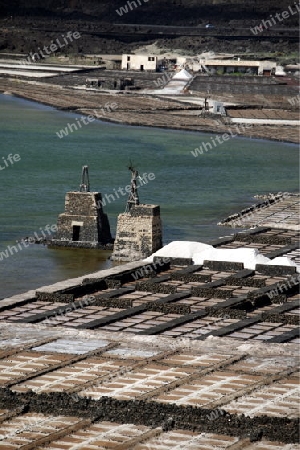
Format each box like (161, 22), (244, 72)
(111, 165), (162, 261)
(50, 166), (113, 249)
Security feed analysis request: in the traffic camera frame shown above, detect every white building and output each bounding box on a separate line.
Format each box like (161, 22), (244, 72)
(197, 59), (277, 76)
(121, 54), (159, 71)
(212, 101), (226, 115)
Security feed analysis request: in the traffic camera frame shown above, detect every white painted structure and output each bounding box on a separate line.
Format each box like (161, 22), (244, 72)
(198, 59), (277, 75)
(121, 54), (159, 71)
(121, 53), (278, 76)
(231, 118), (299, 126)
(212, 101), (226, 115)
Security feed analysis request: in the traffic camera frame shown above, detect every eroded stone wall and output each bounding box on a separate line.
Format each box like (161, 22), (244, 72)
(53, 191), (112, 245)
(111, 204), (162, 261)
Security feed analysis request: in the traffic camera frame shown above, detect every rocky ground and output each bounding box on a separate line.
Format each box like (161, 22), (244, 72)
(0, 224), (299, 448)
(0, 16), (298, 63)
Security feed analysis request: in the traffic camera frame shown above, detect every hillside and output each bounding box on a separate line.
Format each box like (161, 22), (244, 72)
(0, 0), (298, 60)
(1, 0), (299, 25)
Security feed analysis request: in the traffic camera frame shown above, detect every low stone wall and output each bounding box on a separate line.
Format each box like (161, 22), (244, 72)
(0, 389), (298, 444)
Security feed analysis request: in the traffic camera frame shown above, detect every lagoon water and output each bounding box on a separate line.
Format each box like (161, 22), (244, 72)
(0, 93), (299, 298)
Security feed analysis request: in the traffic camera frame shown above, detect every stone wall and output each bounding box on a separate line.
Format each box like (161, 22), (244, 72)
(111, 204), (162, 261)
(53, 191), (112, 245)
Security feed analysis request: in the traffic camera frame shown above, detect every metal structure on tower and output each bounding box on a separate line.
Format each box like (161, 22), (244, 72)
(125, 162), (140, 212)
(79, 165), (90, 192)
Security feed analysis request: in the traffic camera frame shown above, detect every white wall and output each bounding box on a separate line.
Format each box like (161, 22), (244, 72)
(122, 54), (158, 71)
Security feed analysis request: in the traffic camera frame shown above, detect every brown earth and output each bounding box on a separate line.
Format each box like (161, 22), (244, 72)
(0, 77), (299, 143)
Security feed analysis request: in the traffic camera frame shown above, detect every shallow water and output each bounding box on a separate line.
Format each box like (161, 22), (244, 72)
(0, 93), (298, 298)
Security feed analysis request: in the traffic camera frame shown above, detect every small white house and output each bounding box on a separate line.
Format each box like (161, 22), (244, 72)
(122, 54), (158, 71)
(212, 101), (226, 115)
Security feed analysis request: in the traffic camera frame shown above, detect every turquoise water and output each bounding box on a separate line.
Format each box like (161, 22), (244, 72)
(0, 93), (299, 298)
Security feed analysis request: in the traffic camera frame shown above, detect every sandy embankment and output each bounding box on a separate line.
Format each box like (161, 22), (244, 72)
(0, 77), (299, 144)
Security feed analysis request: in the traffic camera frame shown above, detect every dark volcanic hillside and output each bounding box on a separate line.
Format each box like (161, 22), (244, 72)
(0, 0), (298, 59)
(0, 0), (299, 25)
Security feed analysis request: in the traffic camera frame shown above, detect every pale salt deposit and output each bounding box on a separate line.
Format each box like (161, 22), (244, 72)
(193, 247), (270, 270)
(143, 69), (193, 95)
(147, 241), (300, 272)
(266, 257), (298, 267)
(145, 241), (212, 261)
(172, 69), (193, 80)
